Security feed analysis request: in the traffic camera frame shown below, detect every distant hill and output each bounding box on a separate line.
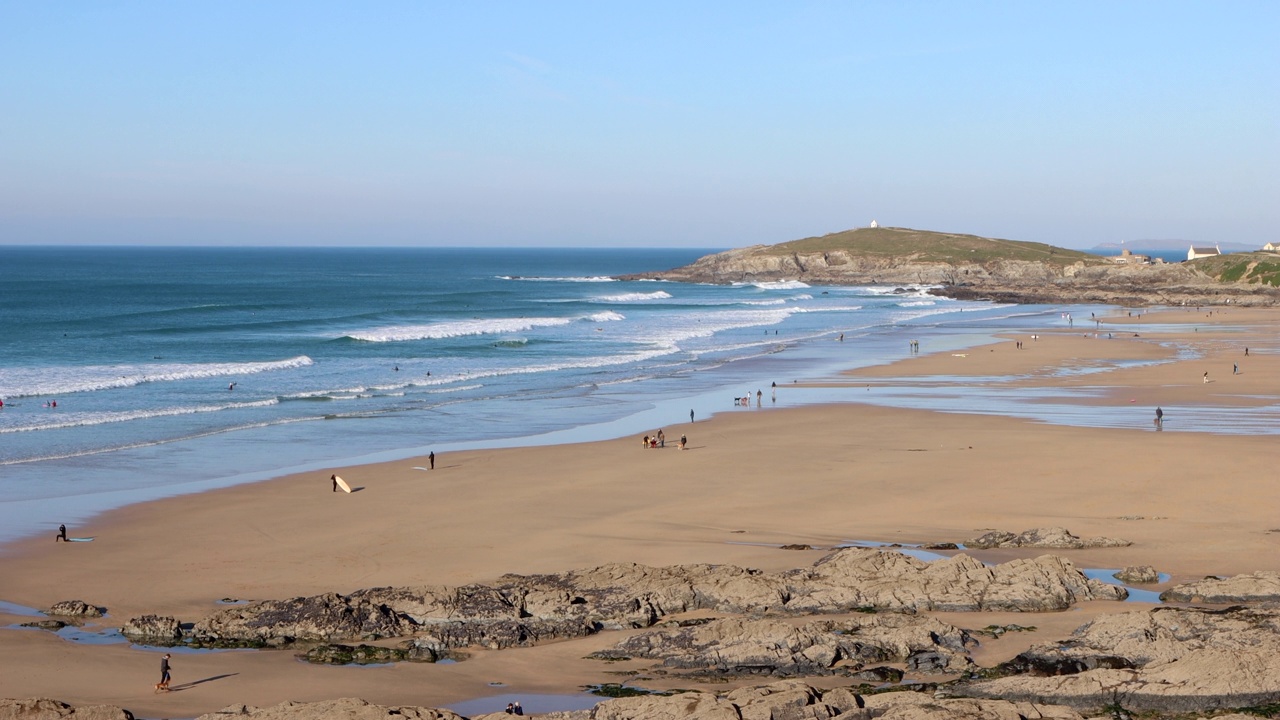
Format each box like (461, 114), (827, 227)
(620, 225), (1280, 306)
(764, 226), (1102, 267)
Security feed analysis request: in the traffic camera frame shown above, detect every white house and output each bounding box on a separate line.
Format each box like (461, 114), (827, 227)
(1264, 241), (1279, 252)
(1187, 244), (1221, 261)
(869, 220), (880, 228)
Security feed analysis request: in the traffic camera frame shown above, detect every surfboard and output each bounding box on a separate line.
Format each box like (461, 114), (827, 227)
(334, 475), (352, 493)
(411, 466), (429, 471)
(67, 537), (95, 542)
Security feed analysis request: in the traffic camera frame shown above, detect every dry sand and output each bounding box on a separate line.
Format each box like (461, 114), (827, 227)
(2, 306), (1278, 717)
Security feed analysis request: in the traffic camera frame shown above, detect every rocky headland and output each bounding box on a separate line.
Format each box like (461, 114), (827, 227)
(618, 226), (1280, 306)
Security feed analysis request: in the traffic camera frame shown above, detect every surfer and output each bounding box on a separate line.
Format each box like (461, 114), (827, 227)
(428, 451), (435, 470)
(56, 524), (67, 542)
(331, 474), (338, 492)
(228, 382), (236, 391)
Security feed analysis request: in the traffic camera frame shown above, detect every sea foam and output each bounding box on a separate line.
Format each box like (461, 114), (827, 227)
(0, 357), (314, 399)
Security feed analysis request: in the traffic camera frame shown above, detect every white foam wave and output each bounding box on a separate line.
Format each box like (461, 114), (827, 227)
(592, 291), (672, 302)
(0, 399), (280, 435)
(0, 357), (314, 399)
(346, 317), (574, 342)
(587, 311), (625, 323)
(897, 300), (936, 307)
(739, 299), (787, 306)
(736, 280), (811, 290)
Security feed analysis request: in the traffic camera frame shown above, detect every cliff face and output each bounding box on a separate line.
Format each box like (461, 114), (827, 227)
(621, 244), (1280, 306)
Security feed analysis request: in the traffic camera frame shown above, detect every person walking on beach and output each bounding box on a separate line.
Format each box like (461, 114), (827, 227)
(1203, 371), (1210, 384)
(1233, 363), (1238, 375)
(657, 429), (665, 448)
(331, 474), (338, 492)
(1155, 407), (1163, 429)
(689, 409), (695, 423)
(155, 653), (172, 692)
(56, 524), (67, 542)
(428, 451), (435, 470)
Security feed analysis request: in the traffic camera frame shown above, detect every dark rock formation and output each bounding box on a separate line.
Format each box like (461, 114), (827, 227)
(119, 615), (181, 643)
(45, 601), (104, 618)
(187, 549), (1121, 650)
(19, 620), (68, 631)
(965, 527), (1131, 550)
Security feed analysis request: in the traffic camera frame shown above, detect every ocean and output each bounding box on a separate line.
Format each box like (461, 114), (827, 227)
(0, 245), (1181, 542)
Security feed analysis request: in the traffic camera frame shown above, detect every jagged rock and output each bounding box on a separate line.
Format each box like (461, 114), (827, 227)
(1114, 566), (1160, 584)
(188, 549), (1122, 647)
(781, 550), (1125, 612)
(780, 544), (813, 551)
(119, 615), (181, 642)
(1159, 570), (1280, 603)
(962, 606), (1280, 712)
(45, 601), (103, 618)
(193, 592), (414, 644)
(195, 698), (463, 720)
(594, 614), (973, 676)
(299, 643), (413, 665)
(920, 543), (958, 550)
(966, 527), (1131, 550)
(0, 699), (134, 720)
(19, 620), (68, 631)
(859, 693), (1084, 720)
(847, 666), (903, 683)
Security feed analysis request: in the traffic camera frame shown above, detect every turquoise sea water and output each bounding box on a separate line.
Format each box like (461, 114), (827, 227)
(3, 246), (1260, 543)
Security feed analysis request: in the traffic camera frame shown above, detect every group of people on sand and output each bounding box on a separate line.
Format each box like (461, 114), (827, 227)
(642, 429), (687, 450)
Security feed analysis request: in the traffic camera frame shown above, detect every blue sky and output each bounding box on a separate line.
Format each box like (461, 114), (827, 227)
(1, 2), (1276, 248)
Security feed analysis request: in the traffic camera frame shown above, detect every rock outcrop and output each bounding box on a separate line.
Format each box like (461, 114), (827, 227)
(965, 528), (1131, 550)
(0, 699), (134, 720)
(1114, 566), (1160, 584)
(1159, 570), (1280, 603)
(197, 698), (463, 720)
(961, 606), (1280, 712)
(592, 614), (974, 676)
(119, 615), (181, 643)
(44, 601), (103, 618)
(617, 227), (1280, 307)
(189, 549), (1122, 650)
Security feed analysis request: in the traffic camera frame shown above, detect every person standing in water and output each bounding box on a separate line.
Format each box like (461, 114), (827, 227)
(689, 409), (695, 423)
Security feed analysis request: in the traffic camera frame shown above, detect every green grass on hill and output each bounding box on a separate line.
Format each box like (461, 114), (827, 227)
(1191, 252), (1280, 286)
(759, 227), (1102, 267)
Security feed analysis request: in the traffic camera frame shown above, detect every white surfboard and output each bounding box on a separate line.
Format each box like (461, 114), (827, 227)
(334, 475), (352, 493)
(67, 537), (95, 542)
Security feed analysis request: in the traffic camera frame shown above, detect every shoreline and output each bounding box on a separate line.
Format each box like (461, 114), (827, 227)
(3, 305), (1279, 717)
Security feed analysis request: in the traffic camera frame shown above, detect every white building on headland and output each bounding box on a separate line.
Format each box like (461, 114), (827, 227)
(869, 220), (879, 228)
(1264, 241), (1279, 252)
(1187, 244), (1221, 261)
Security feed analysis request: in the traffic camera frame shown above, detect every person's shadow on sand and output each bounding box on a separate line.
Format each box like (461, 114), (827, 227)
(168, 673), (238, 692)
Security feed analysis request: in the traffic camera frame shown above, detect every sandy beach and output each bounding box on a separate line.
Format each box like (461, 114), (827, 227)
(2, 306), (1278, 718)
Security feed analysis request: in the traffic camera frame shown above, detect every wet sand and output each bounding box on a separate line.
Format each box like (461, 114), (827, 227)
(2, 306), (1278, 717)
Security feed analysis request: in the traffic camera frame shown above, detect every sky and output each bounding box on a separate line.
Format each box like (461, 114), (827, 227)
(0, 1), (1276, 248)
